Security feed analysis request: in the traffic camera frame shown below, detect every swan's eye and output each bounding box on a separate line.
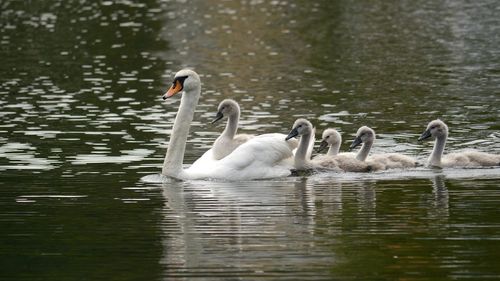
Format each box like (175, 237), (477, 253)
(326, 136), (330, 139)
(174, 75), (189, 86)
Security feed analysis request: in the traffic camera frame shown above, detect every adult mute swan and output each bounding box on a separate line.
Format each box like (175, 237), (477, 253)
(161, 69), (297, 180)
(418, 119), (500, 168)
(211, 99), (254, 160)
(350, 126), (417, 170)
(285, 119), (370, 172)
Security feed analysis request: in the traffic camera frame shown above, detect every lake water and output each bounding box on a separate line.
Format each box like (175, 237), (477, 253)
(1, 0), (499, 280)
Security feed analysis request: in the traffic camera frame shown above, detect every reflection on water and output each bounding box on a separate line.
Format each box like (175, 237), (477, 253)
(1, 0), (500, 280)
(160, 179), (331, 278)
(157, 175), (500, 280)
(431, 175), (449, 216)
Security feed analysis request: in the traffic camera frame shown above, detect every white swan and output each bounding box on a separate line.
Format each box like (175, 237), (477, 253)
(211, 99), (254, 160)
(161, 69), (297, 180)
(285, 119), (371, 172)
(418, 119), (500, 168)
(350, 126), (417, 170)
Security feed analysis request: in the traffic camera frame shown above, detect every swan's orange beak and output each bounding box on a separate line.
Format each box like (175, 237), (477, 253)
(163, 80), (183, 100)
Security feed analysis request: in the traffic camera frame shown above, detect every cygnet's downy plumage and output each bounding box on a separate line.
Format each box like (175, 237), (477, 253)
(317, 128), (342, 156)
(286, 121), (371, 172)
(315, 128), (368, 172)
(211, 99), (254, 160)
(418, 119), (500, 168)
(350, 126), (417, 171)
(285, 118), (318, 170)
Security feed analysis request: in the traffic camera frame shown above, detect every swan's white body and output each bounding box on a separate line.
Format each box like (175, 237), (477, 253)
(161, 69), (297, 180)
(418, 119), (500, 168)
(351, 126), (417, 171)
(286, 119), (371, 172)
(186, 133), (297, 180)
(211, 99), (253, 160)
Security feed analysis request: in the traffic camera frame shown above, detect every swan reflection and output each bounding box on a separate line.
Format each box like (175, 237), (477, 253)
(158, 178), (333, 276)
(430, 174), (449, 219)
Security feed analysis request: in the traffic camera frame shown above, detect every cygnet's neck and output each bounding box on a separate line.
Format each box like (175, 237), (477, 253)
(162, 86), (201, 177)
(327, 142), (341, 156)
(428, 134), (446, 167)
(356, 139), (372, 161)
(221, 111), (240, 139)
(295, 133), (311, 169)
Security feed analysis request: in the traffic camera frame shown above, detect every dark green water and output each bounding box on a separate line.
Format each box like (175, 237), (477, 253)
(1, 0), (499, 280)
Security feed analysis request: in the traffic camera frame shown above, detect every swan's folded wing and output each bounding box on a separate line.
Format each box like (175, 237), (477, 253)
(213, 133), (295, 179)
(183, 133), (295, 180)
(188, 148), (216, 170)
(223, 134), (294, 166)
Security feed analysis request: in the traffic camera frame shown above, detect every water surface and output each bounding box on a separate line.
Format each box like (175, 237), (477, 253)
(1, 0), (499, 280)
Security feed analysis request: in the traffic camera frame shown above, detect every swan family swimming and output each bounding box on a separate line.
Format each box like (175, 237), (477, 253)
(158, 69), (499, 180)
(161, 69), (297, 180)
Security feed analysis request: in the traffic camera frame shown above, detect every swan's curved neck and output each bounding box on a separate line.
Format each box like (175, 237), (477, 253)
(162, 86), (201, 177)
(429, 135), (446, 166)
(295, 133), (311, 169)
(356, 140), (372, 161)
(221, 111), (240, 139)
(327, 142), (340, 156)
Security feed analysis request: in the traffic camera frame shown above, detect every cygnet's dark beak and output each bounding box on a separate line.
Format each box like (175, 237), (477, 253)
(418, 129), (432, 141)
(317, 140), (329, 153)
(285, 128), (299, 141)
(211, 111), (224, 124)
(349, 136), (362, 150)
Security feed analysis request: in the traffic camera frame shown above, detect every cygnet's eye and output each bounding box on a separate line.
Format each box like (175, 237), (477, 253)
(325, 135), (330, 139)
